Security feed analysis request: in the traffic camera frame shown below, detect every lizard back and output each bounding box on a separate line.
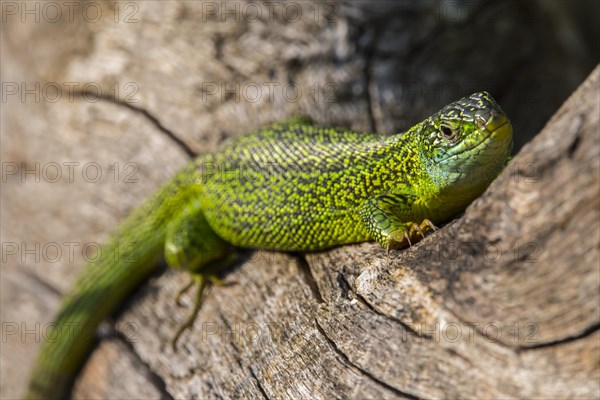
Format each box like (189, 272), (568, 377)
(195, 122), (421, 251)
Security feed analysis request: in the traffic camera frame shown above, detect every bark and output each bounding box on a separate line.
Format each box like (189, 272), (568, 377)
(73, 64), (600, 400)
(1, 1), (598, 398)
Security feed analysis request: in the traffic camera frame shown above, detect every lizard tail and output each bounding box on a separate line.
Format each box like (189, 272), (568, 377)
(25, 167), (200, 399)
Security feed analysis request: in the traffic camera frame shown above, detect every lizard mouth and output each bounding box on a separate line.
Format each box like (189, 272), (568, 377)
(487, 117), (511, 143)
(482, 113), (508, 132)
(469, 113), (510, 150)
(474, 112), (510, 147)
(446, 115), (510, 161)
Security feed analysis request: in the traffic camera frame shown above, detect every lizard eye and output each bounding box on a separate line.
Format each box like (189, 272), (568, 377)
(440, 125), (457, 141)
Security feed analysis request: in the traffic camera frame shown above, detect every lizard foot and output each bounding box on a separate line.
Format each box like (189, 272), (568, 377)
(409, 218), (437, 238)
(171, 274), (207, 351)
(386, 219), (438, 255)
(174, 279), (195, 306)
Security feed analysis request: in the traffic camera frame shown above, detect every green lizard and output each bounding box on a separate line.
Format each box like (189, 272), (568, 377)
(26, 91), (512, 398)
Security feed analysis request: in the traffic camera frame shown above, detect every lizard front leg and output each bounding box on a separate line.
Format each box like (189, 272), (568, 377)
(359, 193), (437, 253)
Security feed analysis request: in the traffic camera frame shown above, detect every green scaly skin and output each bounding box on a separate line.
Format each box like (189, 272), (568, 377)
(26, 92), (512, 399)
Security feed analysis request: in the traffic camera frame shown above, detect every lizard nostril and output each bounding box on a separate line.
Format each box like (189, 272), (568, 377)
(486, 114), (508, 132)
(476, 115), (487, 128)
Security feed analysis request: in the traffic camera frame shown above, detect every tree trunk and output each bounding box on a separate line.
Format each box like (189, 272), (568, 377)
(1, 1), (598, 398)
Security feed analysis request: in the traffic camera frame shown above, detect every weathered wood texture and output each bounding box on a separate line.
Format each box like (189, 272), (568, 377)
(75, 64), (600, 399)
(1, 1), (598, 398)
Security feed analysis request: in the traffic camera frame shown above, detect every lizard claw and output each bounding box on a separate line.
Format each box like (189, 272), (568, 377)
(413, 224), (425, 238)
(404, 232), (412, 247)
(424, 219), (438, 231)
(386, 219), (438, 254)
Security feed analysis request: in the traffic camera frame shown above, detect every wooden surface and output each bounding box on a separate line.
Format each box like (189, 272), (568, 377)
(75, 65), (599, 399)
(1, 1), (598, 398)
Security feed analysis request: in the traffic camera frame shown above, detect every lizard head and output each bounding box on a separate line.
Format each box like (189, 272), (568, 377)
(418, 91), (513, 195)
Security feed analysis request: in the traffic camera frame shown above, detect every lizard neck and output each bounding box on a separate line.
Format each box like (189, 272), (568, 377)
(377, 123), (432, 194)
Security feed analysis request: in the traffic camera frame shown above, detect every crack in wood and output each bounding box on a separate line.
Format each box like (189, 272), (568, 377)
(353, 290), (422, 339)
(72, 91), (196, 158)
(567, 115), (584, 158)
(443, 308), (513, 351)
(249, 368), (270, 400)
(337, 272), (423, 339)
(217, 310), (272, 399)
(217, 310), (242, 354)
(336, 271), (353, 300)
(297, 255), (324, 303)
(314, 319), (423, 400)
(16, 268), (64, 298)
(517, 322), (600, 351)
(111, 331), (175, 400)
